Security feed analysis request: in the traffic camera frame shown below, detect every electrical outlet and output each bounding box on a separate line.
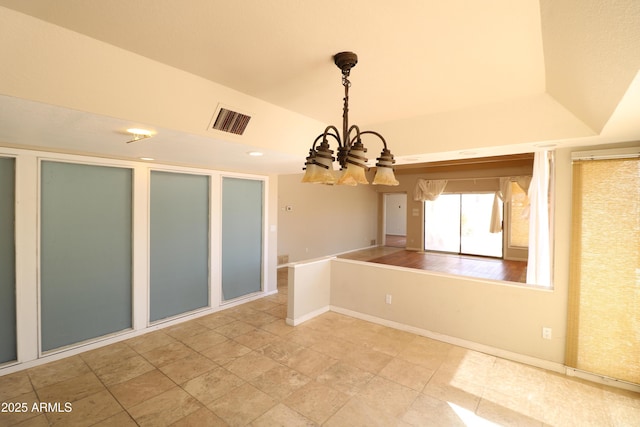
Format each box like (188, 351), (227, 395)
(542, 327), (552, 340)
(385, 294), (392, 304)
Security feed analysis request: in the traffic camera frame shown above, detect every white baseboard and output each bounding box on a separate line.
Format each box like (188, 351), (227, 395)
(286, 305), (330, 326)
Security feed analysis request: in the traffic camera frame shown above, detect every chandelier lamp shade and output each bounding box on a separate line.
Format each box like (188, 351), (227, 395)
(302, 52), (399, 186)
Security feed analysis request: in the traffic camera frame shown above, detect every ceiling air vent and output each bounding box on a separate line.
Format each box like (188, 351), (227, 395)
(209, 106), (251, 135)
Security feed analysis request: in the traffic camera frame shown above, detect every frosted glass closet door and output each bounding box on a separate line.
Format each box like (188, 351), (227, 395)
(40, 162), (132, 352)
(150, 171), (209, 322)
(0, 157), (16, 363)
(221, 177), (263, 301)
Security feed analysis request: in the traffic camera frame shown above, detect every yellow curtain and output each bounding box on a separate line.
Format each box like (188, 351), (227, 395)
(566, 157), (640, 384)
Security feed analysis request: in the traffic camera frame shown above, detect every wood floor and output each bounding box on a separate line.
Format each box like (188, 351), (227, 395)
(341, 245), (528, 283)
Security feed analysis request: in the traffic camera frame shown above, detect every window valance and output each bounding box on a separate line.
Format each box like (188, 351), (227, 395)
(413, 179), (448, 201)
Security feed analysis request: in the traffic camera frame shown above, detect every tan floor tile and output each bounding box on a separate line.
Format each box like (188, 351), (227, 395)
(476, 398), (544, 426)
(256, 339), (305, 365)
(342, 347), (393, 374)
(264, 292), (287, 305)
(303, 314), (354, 334)
(128, 387), (201, 427)
(232, 328), (279, 350)
(250, 365), (311, 400)
(108, 369), (175, 409)
(285, 326), (331, 348)
(260, 319), (295, 336)
(225, 351), (280, 381)
(265, 304), (287, 319)
(159, 353), (218, 384)
(45, 389), (123, 427)
(234, 310), (278, 328)
(244, 298), (280, 312)
(397, 336), (453, 370)
(368, 331), (416, 357)
(252, 403), (317, 427)
(207, 383), (277, 426)
(195, 313), (235, 330)
(540, 373), (611, 426)
(332, 324), (379, 346)
(80, 342), (138, 372)
(310, 336), (360, 360)
(141, 341), (195, 367)
(164, 321), (210, 341)
(422, 373), (482, 412)
(9, 414), (51, 427)
(93, 354), (155, 386)
(316, 362), (374, 397)
(200, 340), (251, 366)
(127, 331), (177, 354)
(28, 356), (91, 389)
(287, 347), (338, 378)
(182, 367), (244, 405)
(358, 376), (418, 418)
(379, 358), (435, 391)
(0, 391), (41, 425)
(179, 330), (228, 352)
(36, 371), (105, 403)
(223, 304), (257, 319)
(0, 371), (33, 401)
(169, 407), (227, 426)
(92, 411), (138, 426)
(284, 381), (350, 425)
(324, 397), (402, 427)
(214, 320), (257, 339)
(440, 346), (496, 385)
(427, 362), (486, 398)
(602, 387), (640, 425)
(402, 393), (467, 426)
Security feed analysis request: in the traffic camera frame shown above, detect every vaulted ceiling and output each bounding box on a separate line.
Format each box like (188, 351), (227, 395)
(0, 0), (638, 173)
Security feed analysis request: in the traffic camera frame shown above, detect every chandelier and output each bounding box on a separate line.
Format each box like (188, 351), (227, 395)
(302, 52), (399, 186)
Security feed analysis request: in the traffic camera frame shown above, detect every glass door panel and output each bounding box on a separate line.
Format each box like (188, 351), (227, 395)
(41, 161), (132, 352)
(460, 193), (503, 257)
(221, 177), (263, 301)
(0, 157), (16, 364)
(424, 194), (461, 253)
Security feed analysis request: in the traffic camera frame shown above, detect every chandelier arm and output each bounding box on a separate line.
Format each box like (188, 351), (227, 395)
(312, 125), (342, 149)
(358, 130), (389, 149)
(346, 124), (362, 146)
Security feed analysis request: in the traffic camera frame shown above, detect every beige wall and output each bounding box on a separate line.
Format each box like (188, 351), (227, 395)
(277, 173), (378, 263)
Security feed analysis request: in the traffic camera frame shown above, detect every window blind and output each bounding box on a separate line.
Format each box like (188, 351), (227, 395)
(566, 156), (640, 384)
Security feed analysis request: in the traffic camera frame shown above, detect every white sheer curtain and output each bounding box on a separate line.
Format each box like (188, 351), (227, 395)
(489, 176), (532, 233)
(413, 179), (448, 201)
(526, 151), (552, 286)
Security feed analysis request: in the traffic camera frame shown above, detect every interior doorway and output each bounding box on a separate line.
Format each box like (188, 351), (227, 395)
(384, 193), (407, 248)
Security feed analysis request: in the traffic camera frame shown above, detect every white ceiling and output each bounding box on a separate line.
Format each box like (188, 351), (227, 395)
(0, 0), (638, 174)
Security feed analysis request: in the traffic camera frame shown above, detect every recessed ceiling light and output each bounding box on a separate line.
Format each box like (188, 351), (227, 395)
(127, 128), (153, 136)
(125, 128), (154, 143)
(247, 151), (263, 157)
(139, 157), (155, 161)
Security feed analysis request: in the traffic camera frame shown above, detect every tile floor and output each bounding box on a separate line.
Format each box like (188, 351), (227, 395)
(1, 270), (639, 426)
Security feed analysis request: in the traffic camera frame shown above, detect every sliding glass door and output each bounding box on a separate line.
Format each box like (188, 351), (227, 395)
(221, 177), (263, 301)
(40, 161), (132, 352)
(0, 157), (16, 364)
(424, 193), (502, 257)
(150, 171), (209, 322)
